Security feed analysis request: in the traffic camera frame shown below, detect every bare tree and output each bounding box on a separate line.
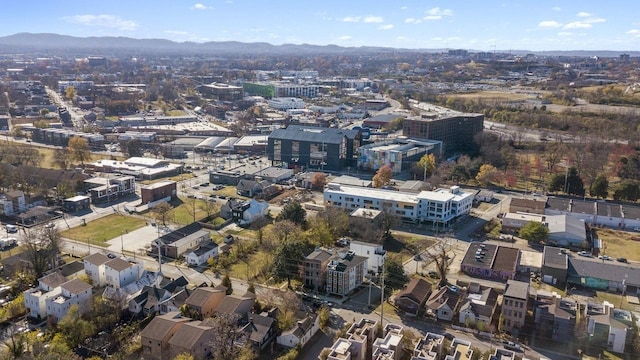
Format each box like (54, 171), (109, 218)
(206, 312), (242, 360)
(423, 237), (455, 286)
(23, 227), (61, 280)
(152, 202), (173, 226)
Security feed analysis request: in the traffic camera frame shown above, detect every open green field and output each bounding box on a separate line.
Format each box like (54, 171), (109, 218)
(595, 228), (640, 262)
(60, 214), (147, 246)
(229, 251), (272, 282)
(212, 186), (245, 198)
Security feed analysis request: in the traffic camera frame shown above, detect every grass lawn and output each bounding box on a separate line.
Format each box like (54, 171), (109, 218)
(229, 251), (272, 282)
(225, 227), (258, 238)
(386, 232), (436, 260)
(595, 228), (640, 262)
(170, 197), (209, 225)
(212, 186), (245, 199)
(60, 214), (147, 246)
(595, 291), (633, 311)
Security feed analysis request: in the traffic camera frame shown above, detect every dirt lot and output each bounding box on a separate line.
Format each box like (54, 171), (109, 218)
(595, 228), (640, 262)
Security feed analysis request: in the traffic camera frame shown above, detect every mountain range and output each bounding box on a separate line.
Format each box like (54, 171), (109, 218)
(0, 32), (637, 58)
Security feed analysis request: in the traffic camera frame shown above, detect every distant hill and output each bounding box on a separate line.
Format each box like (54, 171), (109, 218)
(0, 33), (638, 57)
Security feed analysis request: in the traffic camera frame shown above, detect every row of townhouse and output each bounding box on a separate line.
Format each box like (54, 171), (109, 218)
(323, 184), (473, 228)
(25, 253), (148, 324)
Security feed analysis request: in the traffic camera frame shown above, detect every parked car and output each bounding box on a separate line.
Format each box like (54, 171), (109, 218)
(617, 257), (628, 263)
(5, 225), (17, 233)
(578, 251), (591, 257)
(598, 255), (612, 261)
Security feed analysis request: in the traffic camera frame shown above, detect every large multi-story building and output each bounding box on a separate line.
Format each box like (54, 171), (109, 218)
(243, 81), (319, 98)
(325, 251), (367, 296)
(267, 125), (360, 171)
(357, 138), (442, 174)
(403, 112), (484, 154)
(324, 184), (473, 228)
(197, 82), (243, 102)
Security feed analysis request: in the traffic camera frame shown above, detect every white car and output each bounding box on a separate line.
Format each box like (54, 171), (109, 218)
(578, 251), (592, 257)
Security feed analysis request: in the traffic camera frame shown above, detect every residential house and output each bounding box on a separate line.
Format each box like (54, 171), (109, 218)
(349, 240), (386, 274)
(588, 306), (633, 354)
(184, 241), (219, 267)
(426, 286), (464, 322)
(83, 253), (111, 286)
(412, 333), (444, 360)
(372, 324), (404, 360)
(445, 339), (474, 360)
(45, 278), (93, 323)
(129, 276), (189, 316)
(302, 247), (333, 292)
(534, 291), (577, 341)
(502, 280), (530, 334)
(325, 251), (367, 296)
(24, 271), (67, 320)
(0, 190), (26, 216)
(458, 283), (499, 330)
(328, 338), (354, 360)
(104, 258), (143, 289)
(238, 312), (278, 351)
(183, 286), (227, 319)
(236, 179), (261, 197)
(346, 318), (379, 360)
(394, 278), (432, 316)
(220, 198), (269, 225)
(84, 175), (136, 204)
(277, 313), (319, 349)
(168, 320), (215, 360)
(160, 287), (194, 315)
(140, 311), (191, 360)
(215, 291), (256, 315)
(221, 198), (243, 219)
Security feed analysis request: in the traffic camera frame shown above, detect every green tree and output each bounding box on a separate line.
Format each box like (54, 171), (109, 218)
(373, 164), (393, 188)
(222, 273), (233, 295)
(68, 136), (92, 165)
(276, 201), (306, 225)
(548, 167), (584, 195)
(614, 180), (640, 201)
(475, 164), (498, 186)
(590, 175), (609, 198)
(417, 153), (436, 181)
(318, 306), (331, 328)
(450, 164), (470, 182)
(518, 221), (550, 244)
(124, 138), (144, 157)
(57, 305), (95, 348)
(383, 256), (409, 295)
(34, 118), (50, 128)
(271, 240), (314, 289)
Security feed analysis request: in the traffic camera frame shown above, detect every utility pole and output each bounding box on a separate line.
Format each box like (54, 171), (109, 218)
(380, 264), (385, 326)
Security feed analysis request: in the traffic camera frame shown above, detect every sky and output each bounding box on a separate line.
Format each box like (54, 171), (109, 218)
(1, 1), (639, 51)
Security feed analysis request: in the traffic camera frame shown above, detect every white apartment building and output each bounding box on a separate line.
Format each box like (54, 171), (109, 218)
(83, 253), (111, 286)
(324, 184), (473, 228)
(44, 279), (93, 323)
(104, 258), (143, 289)
(24, 272), (67, 320)
(372, 324), (404, 360)
(348, 240), (386, 274)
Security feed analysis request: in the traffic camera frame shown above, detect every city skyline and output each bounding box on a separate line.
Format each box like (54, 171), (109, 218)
(1, 0), (639, 52)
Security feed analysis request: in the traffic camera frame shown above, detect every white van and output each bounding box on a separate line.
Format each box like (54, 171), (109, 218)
(5, 225), (17, 233)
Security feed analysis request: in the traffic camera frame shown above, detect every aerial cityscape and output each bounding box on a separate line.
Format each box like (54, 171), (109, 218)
(0, 3), (639, 360)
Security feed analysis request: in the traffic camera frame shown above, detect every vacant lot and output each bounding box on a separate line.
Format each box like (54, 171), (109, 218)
(60, 214), (147, 246)
(595, 228), (640, 262)
(170, 197), (209, 225)
(451, 91), (530, 101)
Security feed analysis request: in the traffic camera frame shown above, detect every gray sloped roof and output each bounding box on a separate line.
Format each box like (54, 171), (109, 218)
(269, 125), (358, 144)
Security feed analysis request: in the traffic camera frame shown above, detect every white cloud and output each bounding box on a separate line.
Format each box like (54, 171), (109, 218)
(424, 7), (453, 20)
(538, 20), (562, 28)
(363, 16), (384, 23)
(191, 3), (210, 10)
(577, 11), (591, 17)
(337, 35), (352, 41)
(557, 31), (573, 37)
(627, 29), (640, 37)
(378, 24), (394, 30)
(404, 18), (421, 24)
(564, 21), (591, 29)
(584, 17), (605, 24)
(552, 6), (561, 11)
(342, 16), (361, 23)
(400, 6), (407, 10)
(62, 14), (139, 31)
